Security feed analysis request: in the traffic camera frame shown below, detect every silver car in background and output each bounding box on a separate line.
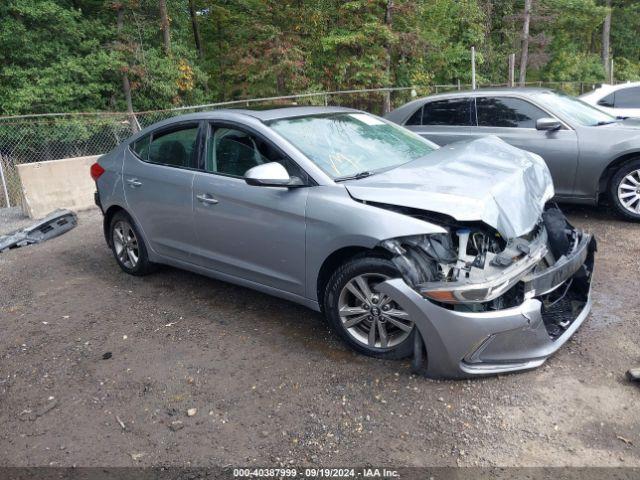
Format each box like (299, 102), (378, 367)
(386, 88), (640, 220)
(92, 107), (596, 378)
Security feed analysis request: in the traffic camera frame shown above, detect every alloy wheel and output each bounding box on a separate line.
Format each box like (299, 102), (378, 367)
(112, 220), (140, 269)
(337, 273), (413, 349)
(617, 168), (640, 214)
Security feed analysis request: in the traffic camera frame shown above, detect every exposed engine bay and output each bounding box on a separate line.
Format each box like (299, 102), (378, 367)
(380, 205), (596, 340)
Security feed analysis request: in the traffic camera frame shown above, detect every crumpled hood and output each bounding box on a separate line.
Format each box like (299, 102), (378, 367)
(344, 136), (554, 239)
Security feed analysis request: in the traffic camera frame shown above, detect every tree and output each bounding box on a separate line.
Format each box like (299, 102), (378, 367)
(519, 0), (532, 85)
(115, 4), (137, 131)
(188, 0), (203, 58)
(602, 0), (612, 81)
(159, 0), (171, 55)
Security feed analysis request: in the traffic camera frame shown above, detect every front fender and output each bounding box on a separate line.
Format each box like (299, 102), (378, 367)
(305, 186), (446, 301)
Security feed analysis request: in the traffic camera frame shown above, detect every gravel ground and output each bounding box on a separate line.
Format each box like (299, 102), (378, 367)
(0, 205), (638, 468)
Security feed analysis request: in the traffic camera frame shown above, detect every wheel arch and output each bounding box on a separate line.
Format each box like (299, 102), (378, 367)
(316, 245), (390, 312)
(103, 204), (127, 247)
(598, 151), (640, 202)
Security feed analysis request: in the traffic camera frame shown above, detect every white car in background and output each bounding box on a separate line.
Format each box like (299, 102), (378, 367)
(580, 82), (640, 118)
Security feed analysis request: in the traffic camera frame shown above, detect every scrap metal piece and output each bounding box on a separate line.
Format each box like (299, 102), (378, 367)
(0, 209), (77, 252)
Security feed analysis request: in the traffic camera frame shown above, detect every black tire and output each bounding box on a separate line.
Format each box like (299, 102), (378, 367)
(323, 256), (415, 360)
(610, 159), (640, 221)
(109, 211), (154, 276)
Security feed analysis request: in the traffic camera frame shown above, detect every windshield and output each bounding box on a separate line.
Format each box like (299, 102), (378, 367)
(532, 91), (616, 126)
(267, 113), (436, 179)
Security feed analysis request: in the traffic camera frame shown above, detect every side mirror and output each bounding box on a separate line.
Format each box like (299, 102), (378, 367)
(536, 117), (562, 131)
(244, 162), (303, 188)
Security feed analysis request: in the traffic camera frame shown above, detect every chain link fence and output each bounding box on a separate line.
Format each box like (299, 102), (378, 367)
(0, 81), (604, 209)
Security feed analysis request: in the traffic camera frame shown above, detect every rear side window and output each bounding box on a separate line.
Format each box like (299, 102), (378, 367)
(148, 125), (200, 168)
(614, 87), (640, 108)
(597, 93), (615, 108)
(476, 97), (547, 128)
(131, 135), (150, 160)
(405, 106), (424, 125)
(422, 99), (473, 126)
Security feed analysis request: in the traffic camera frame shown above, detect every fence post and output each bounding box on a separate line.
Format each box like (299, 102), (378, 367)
(382, 89), (391, 115)
(508, 54), (515, 87)
(610, 58), (614, 84)
(471, 46), (476, 90)
(0, 153), (11, 209)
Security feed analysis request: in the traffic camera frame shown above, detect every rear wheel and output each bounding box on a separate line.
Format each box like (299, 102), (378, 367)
(323, 256), (415, 359)
(109, 211), (154, 276)
(610, 159), (640, 221)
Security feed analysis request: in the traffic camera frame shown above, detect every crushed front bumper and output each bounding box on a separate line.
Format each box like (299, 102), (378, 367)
(376, 232), (596, 379)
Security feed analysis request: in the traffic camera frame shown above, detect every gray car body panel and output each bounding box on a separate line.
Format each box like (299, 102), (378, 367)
(96, 106), (593, 378)
(385, 88), (640, 203)
(342, 136), (554, 239)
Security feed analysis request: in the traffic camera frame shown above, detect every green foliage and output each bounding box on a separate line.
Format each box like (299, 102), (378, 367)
(1, 0), (639, 116)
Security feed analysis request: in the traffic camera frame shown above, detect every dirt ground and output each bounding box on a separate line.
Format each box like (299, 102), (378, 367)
(0, 205), (638, 468)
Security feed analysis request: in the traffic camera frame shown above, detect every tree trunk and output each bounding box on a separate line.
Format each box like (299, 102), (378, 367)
(116, 6), (139, 133)
(518, 0), (532, 86)
(159, 0), (171, 55)
(382, 0), (394, 114)
(602, 0), (612, 82)
(188, 0), (203, 58)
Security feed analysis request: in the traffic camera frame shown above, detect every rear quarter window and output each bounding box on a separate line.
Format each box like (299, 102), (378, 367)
(131, 135), (150, 160)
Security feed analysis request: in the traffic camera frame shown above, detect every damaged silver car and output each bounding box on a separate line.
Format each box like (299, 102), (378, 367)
(92, 107), (596, 378)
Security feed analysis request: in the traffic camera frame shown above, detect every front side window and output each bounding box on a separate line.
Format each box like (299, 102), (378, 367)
(422, 99), (473, 126)
(267, 113), (436, 179)
(148, 125), (199, 168)
(206, 126), (304, 179)
(614, 86), (640, 109)
(476, 97), (547, 128)
(532, 91), (615, 126)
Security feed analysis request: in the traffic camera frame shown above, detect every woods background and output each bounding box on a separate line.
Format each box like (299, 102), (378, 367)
(0, 0), (639, 116)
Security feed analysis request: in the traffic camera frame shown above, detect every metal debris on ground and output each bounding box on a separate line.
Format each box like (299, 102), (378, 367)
(0, 209), (77, 252)
(626, 368), (640, 383)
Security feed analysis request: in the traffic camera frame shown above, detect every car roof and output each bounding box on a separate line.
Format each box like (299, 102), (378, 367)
(129, 106), (364, 142)
(579, 82), (640, 99)
(418, 87), (554, 100)
(227, 105), (359, 121)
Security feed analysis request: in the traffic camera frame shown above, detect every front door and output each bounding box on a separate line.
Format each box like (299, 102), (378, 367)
(474, 96), (579, 196)
(123, 122), (202, 261)
(191, 123), (309, 296)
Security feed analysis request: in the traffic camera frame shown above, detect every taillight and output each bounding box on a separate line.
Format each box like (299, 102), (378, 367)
(90, 162), (105, 181)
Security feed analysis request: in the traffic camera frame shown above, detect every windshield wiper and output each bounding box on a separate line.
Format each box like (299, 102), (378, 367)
(595, 119), (618, 126)
(334, 171), (375, 182)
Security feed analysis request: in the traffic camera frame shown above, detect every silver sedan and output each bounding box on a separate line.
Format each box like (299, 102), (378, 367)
(92, 107), (596, 378)
(386, 88), (640, 220)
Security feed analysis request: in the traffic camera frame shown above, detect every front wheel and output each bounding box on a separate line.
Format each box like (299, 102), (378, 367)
(323, 256), (415, 359)
(610, 159), (640, 221)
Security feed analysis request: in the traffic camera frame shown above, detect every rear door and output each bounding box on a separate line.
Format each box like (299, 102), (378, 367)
(191, 122), (309, 296)
(474, 96), (578, 196)
(123, 122), (202, 261)
(404, 97), (476, 145)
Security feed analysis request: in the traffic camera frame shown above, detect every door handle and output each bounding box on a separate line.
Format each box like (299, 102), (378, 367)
(126, 178), (142, 187)
(196, 193), (219, 205)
